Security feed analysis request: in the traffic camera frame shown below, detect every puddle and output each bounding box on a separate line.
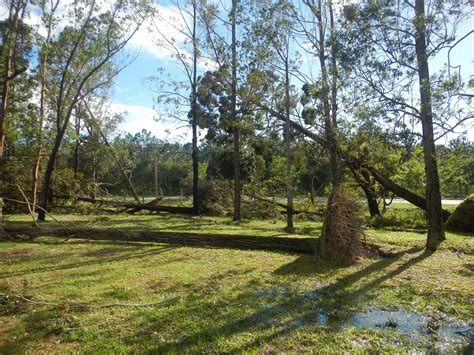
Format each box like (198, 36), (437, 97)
(303, 291), (320, 302)
(315, 309), (328, 325)
(314, 307), (473, 351)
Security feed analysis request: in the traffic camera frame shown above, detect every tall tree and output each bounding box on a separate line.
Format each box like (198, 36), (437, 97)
(342, 0), (473, 249)
(37, 0), (147, 221)
(300, 0), (345, 259)
(31, 0), (59, 212)
(148, 0), (210, 214)
(0, 0), (28, 161)
(252, 0), (299, 230)
(199, 0), (243, 220)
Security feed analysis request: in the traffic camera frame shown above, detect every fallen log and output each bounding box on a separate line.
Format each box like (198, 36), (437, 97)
(52, 194), (194, 215)
(4, 226), (317, 254)
(120, 203), (194, 215)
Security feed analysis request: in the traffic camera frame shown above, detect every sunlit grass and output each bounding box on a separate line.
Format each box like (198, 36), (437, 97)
(1, 201), (472, 352)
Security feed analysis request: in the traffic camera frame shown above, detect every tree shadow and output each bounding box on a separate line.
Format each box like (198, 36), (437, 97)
(0, 244), (180, 279)
(126, 247), (435, 352)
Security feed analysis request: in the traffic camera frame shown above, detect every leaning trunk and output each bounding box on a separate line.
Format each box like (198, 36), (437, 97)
(38, 131), (64, 221)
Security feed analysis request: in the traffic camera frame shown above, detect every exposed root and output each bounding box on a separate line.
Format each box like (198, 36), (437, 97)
(321, 190), (364, 264)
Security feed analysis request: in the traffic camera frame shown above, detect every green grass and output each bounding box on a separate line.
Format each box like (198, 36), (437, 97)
(1, 209), (473, 352)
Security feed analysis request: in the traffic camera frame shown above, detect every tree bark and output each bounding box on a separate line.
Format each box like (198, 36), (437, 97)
(284, 51), (294, 231)
(73, 114), (81, 180)
(191, 1), (200, 215)
(414, 0), (445, 250)
(231, 0), (241, 221)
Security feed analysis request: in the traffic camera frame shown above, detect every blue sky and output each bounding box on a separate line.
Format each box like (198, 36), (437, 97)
(112, 1), (473, 143)
(1, 0), (472, 142)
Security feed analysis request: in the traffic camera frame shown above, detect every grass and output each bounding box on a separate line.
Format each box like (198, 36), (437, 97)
(1, 205), (473, 352)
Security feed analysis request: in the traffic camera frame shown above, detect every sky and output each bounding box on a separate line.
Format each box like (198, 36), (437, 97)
(111, 0), (474, 143)
(1, 0), (473, 142)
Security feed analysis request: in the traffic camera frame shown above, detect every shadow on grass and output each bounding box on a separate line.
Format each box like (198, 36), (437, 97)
(131, 248), (434, 352)
(0, 239), (446, 353)
(0, 244), (180, 279)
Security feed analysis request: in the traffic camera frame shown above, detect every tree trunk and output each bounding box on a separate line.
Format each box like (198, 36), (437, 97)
(414, 0), (445, 250)
(347, 161), (380, 217)
(361, 170), (380, 217)
(191, 2), (200, 215)
(73, 115), (81, 180)
(311, 0), (341, 259)
(0, 47), (13, 161)
(38, 131), (65, 221)
(284, 53), (293, 231)
(231, 0), (241, 221)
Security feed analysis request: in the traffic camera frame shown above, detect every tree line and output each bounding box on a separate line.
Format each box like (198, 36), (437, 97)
(0, 0), (472, 259)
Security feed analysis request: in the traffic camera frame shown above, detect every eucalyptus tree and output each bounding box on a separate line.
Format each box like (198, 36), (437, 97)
(148, 0), (212, 214)
(198, 0), (243, 220)
(0, 0), (29, 161)
(37, 0), (148, 221)
(30, 0), (59, 212)
(297, 0), (348, 259)
(250, 0), (300, 230)
(341, 0), (473, 249)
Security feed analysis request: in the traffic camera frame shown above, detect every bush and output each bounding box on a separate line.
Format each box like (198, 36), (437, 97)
(445, 194), (474, 233)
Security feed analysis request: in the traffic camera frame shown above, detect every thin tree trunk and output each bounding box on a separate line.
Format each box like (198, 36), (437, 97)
(31, 0), (56, 212)
(310, 170), (316, 206)
(284, 54), (293, 231)
(31, 57), (46, 212)
(73, 115), (81, 180)
(311, 0), (340, 258)
(0, 48), (12, 161)
(191, 1), (199, 215)
(231, 0), (241, 221)
(414, 0), (445, 250)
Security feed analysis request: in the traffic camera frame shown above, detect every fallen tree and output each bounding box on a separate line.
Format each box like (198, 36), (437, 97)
(4, 226), (317, 254)
(52, 194), (195, 214)
(264, 107), (451, 221)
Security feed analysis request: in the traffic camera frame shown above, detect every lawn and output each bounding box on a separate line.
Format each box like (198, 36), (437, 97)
(0, 209), (473, 352)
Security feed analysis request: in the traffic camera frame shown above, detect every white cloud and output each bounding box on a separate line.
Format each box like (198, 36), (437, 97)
(109, 102), (195, 141)
(127, 3), (216, 69)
